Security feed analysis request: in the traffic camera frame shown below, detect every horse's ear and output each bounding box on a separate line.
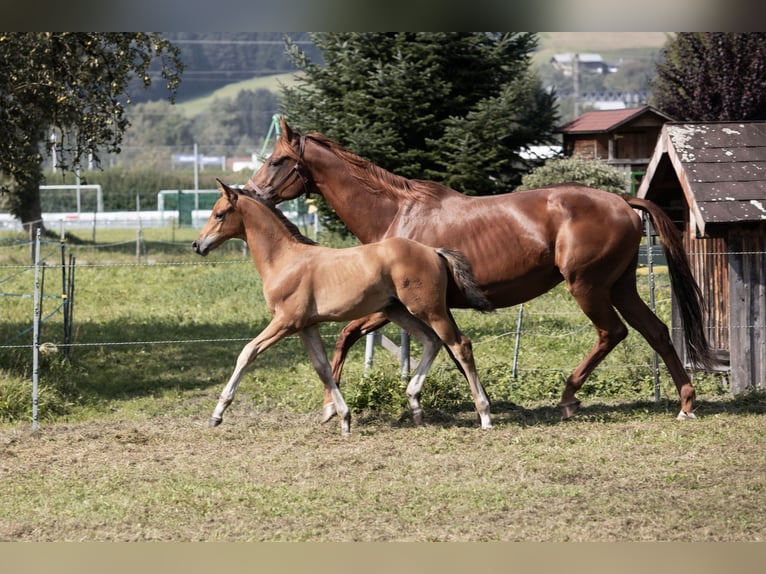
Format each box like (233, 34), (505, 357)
(280, 116), (294, 141)
(216, 178), (238, 208)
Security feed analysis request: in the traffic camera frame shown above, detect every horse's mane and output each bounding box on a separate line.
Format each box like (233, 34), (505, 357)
(237, 190), (317, 246)
(305, 132), (449, 201)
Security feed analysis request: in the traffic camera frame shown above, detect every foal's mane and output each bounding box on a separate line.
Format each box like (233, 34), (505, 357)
(305, 132), (448, 201)
(237, 190), (317, 246)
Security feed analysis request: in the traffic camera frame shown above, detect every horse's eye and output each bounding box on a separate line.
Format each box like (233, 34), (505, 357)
(269, 158), (284, 168)
(214, 211), (225, 221)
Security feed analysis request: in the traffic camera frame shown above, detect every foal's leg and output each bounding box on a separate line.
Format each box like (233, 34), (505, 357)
(413, 308), (492, 429)
(559, 283), (628, 420)
(321, 312), (390, 423)
(300, 325), (352, 435)
(611, 272), (696, 419)
(383, 305), (443, 425)
(210, 320), (293, 427)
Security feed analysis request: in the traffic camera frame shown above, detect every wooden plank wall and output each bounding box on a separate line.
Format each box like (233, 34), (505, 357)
(727, 227), (766, 393)
(684, 235), (729, 353)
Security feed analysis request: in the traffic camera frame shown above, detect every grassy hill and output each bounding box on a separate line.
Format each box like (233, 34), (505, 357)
(174, 72), (301, 117)
(534, 32), (670, 64)
(172, 33), (671, 118)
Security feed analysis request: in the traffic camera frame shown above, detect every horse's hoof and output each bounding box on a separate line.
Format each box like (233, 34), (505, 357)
(677, 410), (697, 421)
(209, 416), (223, 427)
(321, 403), (337, 424)
(559, 399), (581, 420)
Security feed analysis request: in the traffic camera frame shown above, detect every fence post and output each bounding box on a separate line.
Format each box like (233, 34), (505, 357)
(364, 332), (380, 373)
(512, 304), (524, 378)
(32, 228), (41, 429)
(400, 329), (410, 379)
(645, 218), (660, 401)
(60, 231), (70, 362)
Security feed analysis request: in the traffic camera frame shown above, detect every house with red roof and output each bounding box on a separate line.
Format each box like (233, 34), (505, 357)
(557, 106), (675, 194)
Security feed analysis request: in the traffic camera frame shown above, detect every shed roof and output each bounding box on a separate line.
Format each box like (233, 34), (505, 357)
(557, 105), (672, 134)
(637, 121), (766, 235)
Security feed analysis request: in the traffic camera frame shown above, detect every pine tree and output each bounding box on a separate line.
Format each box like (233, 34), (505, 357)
(282, 33), (558, 195)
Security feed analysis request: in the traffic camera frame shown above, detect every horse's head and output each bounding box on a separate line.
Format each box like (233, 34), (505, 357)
(192, 179), (246, 256)
(245, 116), (313, 205)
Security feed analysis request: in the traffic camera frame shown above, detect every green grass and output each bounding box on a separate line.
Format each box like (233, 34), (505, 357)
(1, 227), (763, 542)
(173, 72), (300, 118)
(0, 225), (730, 424)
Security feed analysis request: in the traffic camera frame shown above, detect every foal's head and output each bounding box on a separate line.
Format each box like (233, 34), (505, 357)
(192, 179), (246, 256)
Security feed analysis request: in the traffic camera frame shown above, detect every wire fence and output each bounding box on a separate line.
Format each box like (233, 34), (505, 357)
(1, 226), (746, 428)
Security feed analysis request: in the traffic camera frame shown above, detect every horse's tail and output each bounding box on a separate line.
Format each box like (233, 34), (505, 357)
(436, 248), (494, 312)
(626, 197), (716, 369)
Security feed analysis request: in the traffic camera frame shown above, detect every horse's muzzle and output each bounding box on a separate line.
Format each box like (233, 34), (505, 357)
(191, 240), (208, 256)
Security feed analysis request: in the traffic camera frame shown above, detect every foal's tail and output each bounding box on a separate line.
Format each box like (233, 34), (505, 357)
(436, 248), (494, 312)
(626, 197), (715, 369)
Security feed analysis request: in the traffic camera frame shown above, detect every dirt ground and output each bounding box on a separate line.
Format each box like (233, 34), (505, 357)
(2, 398), (765, 543)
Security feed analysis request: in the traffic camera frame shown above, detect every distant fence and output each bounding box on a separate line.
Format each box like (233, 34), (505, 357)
(2, 226), (692, 428)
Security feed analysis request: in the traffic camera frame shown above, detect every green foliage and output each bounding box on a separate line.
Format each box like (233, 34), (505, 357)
(516, 156), (627, 193)
(651, 33), (766, 120)
(0, 366), (73, 424)
(0, 33), (183, 226)
(344, 371), (409, 416)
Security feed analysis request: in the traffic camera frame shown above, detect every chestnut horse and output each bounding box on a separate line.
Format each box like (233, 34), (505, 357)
(193, 179), (494, 433)
(246, 117), (715, 422)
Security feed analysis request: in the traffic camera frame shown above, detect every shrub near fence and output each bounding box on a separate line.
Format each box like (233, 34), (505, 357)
(1, 225), (729, 426)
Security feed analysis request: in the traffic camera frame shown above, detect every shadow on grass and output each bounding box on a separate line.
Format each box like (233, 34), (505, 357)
(353, 392), (766, 430)
(2, 318), (313, 402)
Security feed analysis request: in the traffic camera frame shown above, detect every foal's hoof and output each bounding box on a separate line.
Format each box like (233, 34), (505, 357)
(559, 399), (581, 420)
(677, 410), (697, 421)
(321, 403), (337, 424)
(209, 416), (223, 427)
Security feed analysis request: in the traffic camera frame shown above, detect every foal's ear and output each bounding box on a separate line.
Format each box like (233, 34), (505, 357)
(216, 178), (238, 208)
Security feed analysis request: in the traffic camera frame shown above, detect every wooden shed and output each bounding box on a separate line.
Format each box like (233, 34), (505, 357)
(637, 121), (766, 393)
(558, 106), (674, 194)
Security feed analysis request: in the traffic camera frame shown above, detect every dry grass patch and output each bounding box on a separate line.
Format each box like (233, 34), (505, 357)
(1, 396), (764, 542)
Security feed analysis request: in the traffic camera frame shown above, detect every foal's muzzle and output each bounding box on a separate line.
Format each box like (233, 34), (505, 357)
(192, 240), (209, 256)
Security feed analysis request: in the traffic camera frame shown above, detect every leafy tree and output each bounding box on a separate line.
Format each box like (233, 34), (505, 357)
(281, 33), (558, 209)
(651, 33), (766, 120)
(0, 32), (183, 233)
(517, 156), (627, 194)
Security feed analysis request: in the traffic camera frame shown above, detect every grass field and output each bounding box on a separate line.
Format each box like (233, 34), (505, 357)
(1, 226), (764, 542)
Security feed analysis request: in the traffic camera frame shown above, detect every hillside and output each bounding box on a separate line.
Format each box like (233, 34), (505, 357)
(171, 33), (671, 116)
(173, 72), (300, 117)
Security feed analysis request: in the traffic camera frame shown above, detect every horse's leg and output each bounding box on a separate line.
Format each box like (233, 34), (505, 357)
(382, 304), (443, 425)
(299, 325), (351, 435)
(210, 320), (293, 427)
(611, 272), (696, 419)
(559, 283), (629, 420)
(321, 312), (390, 423)
(415, 308), (492, 429)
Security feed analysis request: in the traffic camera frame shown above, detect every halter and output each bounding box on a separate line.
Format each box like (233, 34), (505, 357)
(247, 135), (312, 200)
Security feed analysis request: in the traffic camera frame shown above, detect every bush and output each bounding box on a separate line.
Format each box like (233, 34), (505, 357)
(517, 156), (627, 194)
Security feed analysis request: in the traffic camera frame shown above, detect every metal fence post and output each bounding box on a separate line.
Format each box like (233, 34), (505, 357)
(645, 218), (660, 401)
(32, 229), (41, 429)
